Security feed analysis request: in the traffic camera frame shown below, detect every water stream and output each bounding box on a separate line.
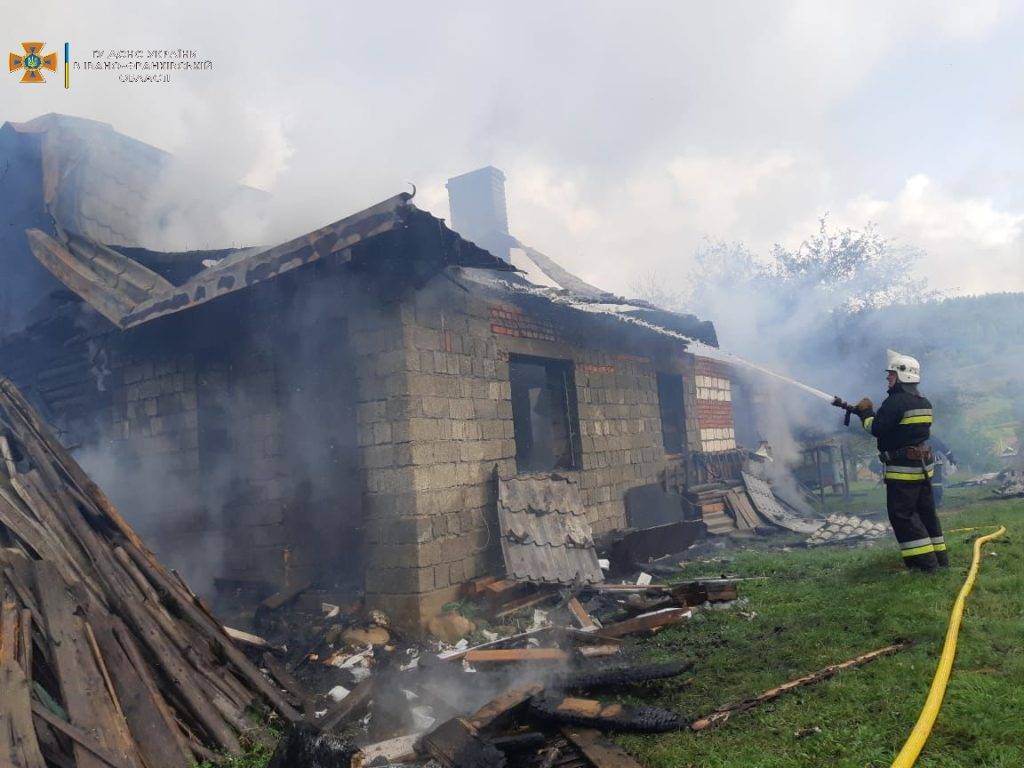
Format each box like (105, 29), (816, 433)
(685, 340), (836, 403)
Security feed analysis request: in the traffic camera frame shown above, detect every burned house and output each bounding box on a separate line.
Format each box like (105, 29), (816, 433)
(0, 116), (744, 629)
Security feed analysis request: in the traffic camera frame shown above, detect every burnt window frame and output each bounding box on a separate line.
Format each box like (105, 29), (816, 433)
(656, 371), (687, 455)
(509, 354), (582, 474)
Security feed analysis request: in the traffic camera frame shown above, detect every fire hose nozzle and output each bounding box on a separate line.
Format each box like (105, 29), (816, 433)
(832, 396), (855, 426)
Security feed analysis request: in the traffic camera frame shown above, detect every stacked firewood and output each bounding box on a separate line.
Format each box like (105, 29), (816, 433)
(0, 379), (300, 768)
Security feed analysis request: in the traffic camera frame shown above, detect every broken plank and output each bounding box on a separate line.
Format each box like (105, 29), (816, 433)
(467, 684), (543, 730)
(18, 608), (33, 675)
(262, 652), (315, 716)
(1, 656), (47, 768)
(595, 608), (690, 639)
(120, 542), (301, 724)
(0, 599), (18, 663)
(438, 626), (553, 662)
(567, 597), (598, 631)
(705, 582), (739, 602)
(87, 610), (194, 768)
(560, 727), (644, 768)
(530, 694), (683, 733)
(225, 625), (284, 653)
(31, 560), (141, 768)
(578, 644), (621, 659)
(417, 717), (506, 768)
(581, 584), (669, 594)
(465, 648), (569, 665)
(352, 734), (420, 767)
(463, 576), (500, 597)
(31, 701), (135, 768)
(318, 677), (374, 733)
(483, 578), (520, 596)
(258, 580), (312, 613)
(729, 489), (762, 529)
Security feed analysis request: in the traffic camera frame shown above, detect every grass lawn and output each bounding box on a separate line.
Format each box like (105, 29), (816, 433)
(807, 481), (994, 519)
(618, 493), (1023, 768)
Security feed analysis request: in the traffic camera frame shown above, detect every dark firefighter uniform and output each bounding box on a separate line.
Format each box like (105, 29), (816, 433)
(858, 383), (946, 571)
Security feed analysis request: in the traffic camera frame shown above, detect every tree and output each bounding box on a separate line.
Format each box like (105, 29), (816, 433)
(765, 217), (933, 312)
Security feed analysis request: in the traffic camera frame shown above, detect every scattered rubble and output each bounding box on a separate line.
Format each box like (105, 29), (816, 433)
(993, 470), (1024, 498)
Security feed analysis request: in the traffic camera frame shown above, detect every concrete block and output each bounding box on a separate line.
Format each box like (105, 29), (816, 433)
(433, 564), (450, 589)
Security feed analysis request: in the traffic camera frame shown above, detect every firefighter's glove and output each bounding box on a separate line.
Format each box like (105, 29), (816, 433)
(854, 397), (874, 418)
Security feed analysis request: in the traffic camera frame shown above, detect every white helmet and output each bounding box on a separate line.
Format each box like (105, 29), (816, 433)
(886, 349), (921, 384)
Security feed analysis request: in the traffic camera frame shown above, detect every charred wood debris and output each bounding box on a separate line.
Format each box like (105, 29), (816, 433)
(0, 375), (875, 768)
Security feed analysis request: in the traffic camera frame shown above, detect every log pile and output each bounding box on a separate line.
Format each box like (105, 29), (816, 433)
(0, 378), (300, 768)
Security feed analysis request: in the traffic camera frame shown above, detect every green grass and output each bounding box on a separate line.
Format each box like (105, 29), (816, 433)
(617, 497), (1024, 768)
(811, 481), (995, 518)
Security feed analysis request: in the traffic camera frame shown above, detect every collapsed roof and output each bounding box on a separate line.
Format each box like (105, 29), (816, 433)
(25, 192), (511, 328)
(6, 113), (718, 349)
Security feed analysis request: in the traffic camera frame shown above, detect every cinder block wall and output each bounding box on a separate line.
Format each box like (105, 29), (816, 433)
(361, 277), (703, 628)
(93, 348), (208, 579)
(89, 275), (365, 595)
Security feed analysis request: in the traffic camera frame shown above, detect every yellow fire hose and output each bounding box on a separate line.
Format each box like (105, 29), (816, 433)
(890, 525), (1007, 768)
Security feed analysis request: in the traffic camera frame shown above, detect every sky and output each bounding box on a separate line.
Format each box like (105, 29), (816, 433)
(4, 0), (1024, 298)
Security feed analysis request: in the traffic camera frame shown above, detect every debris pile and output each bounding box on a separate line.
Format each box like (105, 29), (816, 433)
(0, 379), (300, 768)
(993, 470), (1024, 498)
(805, 514), (888, 546)
(250, 564), (746, 767)
(679, 469), (823, 538)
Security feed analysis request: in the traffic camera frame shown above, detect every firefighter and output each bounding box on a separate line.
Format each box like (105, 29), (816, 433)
(852, 350), (946, 572)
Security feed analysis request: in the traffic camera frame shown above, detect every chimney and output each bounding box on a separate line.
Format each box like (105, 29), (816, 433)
(445, 166), (511, 262)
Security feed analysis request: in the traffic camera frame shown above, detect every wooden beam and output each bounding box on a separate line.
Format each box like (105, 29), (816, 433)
(31, 702), (135, 768)
(690, 642), (908, 730)
(594, 608), (690, 639)
(1, 605), (46, 768)
(561, 727), (644, 768)
(567, 597), (598, 631)
(467, 684), (542, 731)
(317, 678), (374, 733)
(417, 717), (506, 768)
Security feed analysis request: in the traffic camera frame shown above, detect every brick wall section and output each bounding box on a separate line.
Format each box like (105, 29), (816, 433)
(694, 357), (735, 429)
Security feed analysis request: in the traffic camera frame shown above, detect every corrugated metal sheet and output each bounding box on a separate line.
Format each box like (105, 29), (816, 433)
(741, 471), (823, 534)
(497, 474), (603, 585)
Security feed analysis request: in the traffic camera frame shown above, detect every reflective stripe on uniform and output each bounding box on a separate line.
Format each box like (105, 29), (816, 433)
(931, 536), (946, 552)
(900, 537), (932, 550)
(932, 542), (947, 552)
(862, 416), (874, 432)
(901, 543), (936, 558)
(883, 464), (935, 481)
(899, 408), (933, 425)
